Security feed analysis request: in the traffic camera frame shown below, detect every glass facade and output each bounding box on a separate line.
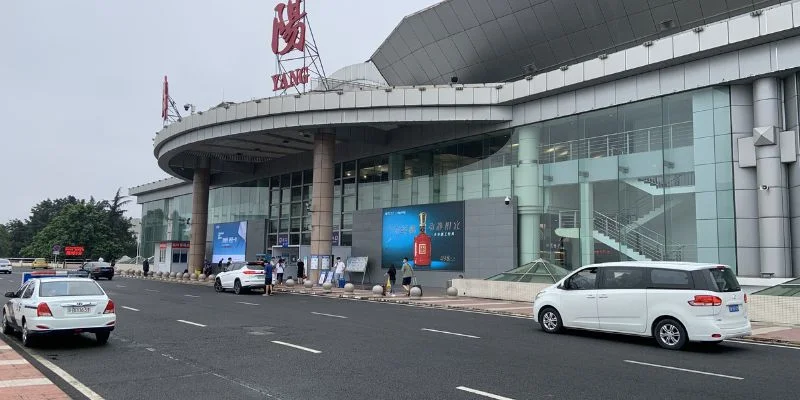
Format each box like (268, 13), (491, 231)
(139, 87), (736, 272)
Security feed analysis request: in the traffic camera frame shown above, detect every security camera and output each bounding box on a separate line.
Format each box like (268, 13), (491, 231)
(760, 185), (769, 191)
(504, 196), (511, 206)
(183, 104), (190, 111)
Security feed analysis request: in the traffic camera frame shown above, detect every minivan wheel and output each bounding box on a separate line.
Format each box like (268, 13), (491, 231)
(655, 318), (687, 350)
(539, 307), (563, 334)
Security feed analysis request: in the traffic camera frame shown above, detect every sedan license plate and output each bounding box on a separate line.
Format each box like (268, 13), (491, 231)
(68, 307), (91, 313)
(728, 304), (740, 312)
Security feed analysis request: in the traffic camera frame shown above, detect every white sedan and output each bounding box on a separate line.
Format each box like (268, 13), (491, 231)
(1, 277), (116, 347)
(0, 259), (11, 274)
(214, 262), (266, 295)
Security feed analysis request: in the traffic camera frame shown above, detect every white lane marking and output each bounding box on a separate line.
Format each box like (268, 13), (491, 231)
(116, 285), (126, 288)
(0, 378), (52, 388)
(623, 360), (743, 380)
(29, 353), (105, 398)
(184, 294), (200, 298)
(0, 345), (12, 350)
(0, 359), (28, 365)
(177, 319), (206, 327)
(271, 340), (322, 354)
(145, 348), (156, 352)
(483, 306), (532, 311)
(421, 328), (480, 339)
(751, 326), (792, 335)
(311, 311), (348, 319)
(237, 301), (259, 306)
(121, 306), (140, 312)
(728, 339), (800, 350)
(456, 386), (516, 400)
(144, 289), (159, 292)
(450, 302), (511, 307)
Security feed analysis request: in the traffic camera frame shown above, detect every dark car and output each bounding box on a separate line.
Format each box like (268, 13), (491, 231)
(80, 262), (115, 280)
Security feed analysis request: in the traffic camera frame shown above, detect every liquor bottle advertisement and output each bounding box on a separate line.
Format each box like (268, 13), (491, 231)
(381, 201), (464, 271)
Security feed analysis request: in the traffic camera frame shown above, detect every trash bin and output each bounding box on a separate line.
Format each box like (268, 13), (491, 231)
(338, 277), (346, 288)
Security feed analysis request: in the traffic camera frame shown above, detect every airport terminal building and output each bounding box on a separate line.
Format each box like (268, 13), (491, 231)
(131, 0), (800, 287)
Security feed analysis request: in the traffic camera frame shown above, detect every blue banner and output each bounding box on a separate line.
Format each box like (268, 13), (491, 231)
(381, 202), (464, 271)
(212, 221), (248, 263)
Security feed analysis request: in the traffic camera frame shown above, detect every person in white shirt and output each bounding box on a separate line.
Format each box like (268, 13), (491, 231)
(276, 259), (285, 285)
(334, 257), (346, 284)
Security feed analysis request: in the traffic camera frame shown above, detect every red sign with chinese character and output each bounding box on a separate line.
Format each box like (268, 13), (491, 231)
(65, 246), (85, 257)
(272, 0), (306, 56)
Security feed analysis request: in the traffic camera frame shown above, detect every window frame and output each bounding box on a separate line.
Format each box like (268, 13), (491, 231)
(648, 268), (694, 290)
(564, 267), (598, 290)
(598, 266), (647, 290)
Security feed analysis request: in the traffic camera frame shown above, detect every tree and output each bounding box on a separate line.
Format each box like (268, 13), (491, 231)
(5, 219), (29, 257)
(22, 203), (118, 260)
(0, 225), (10, 257)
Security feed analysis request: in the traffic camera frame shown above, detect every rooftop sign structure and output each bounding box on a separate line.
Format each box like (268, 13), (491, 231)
(270, 0), (327, 93)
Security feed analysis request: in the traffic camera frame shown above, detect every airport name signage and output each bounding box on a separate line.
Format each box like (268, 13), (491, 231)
(272, 66), (310, 91)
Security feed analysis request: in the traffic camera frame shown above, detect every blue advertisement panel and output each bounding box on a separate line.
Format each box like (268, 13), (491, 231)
(212, 221), (248, 262)
(381, 202), (464, 271)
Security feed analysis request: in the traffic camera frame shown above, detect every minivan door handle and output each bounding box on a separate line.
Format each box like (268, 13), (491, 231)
(598, 294), (608, 298)
(586, 295), (596, 299)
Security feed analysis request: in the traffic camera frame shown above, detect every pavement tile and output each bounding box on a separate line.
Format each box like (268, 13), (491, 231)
(0, 338), (69, 399)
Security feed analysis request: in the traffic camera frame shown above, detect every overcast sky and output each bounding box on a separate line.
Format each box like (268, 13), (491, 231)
(0, 0), (438, 224)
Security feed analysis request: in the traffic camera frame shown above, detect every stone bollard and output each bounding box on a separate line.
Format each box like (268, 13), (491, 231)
(182, 273), (190, 280)
(127, 269), (134, 275)
(199, 274), (207, 282)
(285, 279), (295, 288)
(190, 273), (197, 281)
(155, 271), (162, 279)
(372, 285), (384, 295)
(344, 283), (355, 293)
(322, 282), (333, 293)
(303, 280), (313, 289)
(446, 286), (458, 297)
(410, 286), (422, 298)
(169, 272), (177, 280)
(136, 270), (142, 277)
(208, 274), (215, 282)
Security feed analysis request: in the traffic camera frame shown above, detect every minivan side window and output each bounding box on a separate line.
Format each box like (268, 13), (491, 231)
(566, 268), (597, 290)
(649, 269), (693, 289)
(599, 267), (646, 289)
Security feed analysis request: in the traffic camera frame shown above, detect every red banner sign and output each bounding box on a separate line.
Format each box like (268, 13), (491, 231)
(65, 246), (85, 257)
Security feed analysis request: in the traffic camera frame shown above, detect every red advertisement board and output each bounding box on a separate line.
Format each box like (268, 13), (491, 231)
(65, 246), (85, 256)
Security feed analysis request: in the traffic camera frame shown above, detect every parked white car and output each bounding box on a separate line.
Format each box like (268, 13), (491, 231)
(1, 277), (116, 347)
(213, 262), (266, 295)
(0, 259), (11, 274)
(533, 262), (751, 350)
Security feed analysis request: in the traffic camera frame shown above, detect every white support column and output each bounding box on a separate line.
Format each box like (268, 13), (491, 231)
(514, 126), (542, 265)
(580, 181), (594, 266)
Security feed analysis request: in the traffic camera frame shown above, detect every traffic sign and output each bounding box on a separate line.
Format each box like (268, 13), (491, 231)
(52, 244), (61, 253)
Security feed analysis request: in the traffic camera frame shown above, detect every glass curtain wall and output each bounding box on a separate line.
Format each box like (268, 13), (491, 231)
(523, 87), (734, 271)
(140, 200), (167, 260)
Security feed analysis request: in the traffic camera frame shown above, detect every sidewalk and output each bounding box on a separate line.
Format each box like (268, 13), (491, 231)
(119, 272), (800, 346)
(0, 337), (69, 400)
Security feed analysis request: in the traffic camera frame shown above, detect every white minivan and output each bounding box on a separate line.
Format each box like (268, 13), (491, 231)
(533, 262), (751, 350)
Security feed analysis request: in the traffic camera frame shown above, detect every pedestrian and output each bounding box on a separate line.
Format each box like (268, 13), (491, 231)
(263, 261), (274, 296)
(401, 257), (414, 296)
(142, 259), (150, 276)
(110, 259), (116, 268)
(276, 259), (285, 285)
(386, 264), (397, 296)
(296, 259), (305, 284)
(217, 258), (223, 273)
(226, 257), (232, 270)
(333, 257), (346, 284)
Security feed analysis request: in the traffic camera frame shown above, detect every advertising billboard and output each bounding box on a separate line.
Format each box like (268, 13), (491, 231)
(381, 202), (464, 271)
(212, 221), (248, 262)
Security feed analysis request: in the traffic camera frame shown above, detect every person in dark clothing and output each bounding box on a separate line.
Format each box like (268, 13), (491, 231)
(386, 264), (397, 296)
(296, 260), (305, 284)
(142, 259), (150, 275)
(263, 262), (275, 296)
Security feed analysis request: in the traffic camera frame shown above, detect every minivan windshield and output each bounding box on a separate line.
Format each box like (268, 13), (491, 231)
(708, 267), (741, 292)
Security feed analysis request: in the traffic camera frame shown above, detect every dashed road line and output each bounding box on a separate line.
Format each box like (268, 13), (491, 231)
(456, 386), (516, 400)
(237, 301), (259, 306)
(185, 294), (200, 298)
(271, 341), (321, 354)
(311, 311), (347, 319)
(144, 289), (159, 293)
(421, 328), (480, 339)
(177, 319), (206, 327)
(121, 306), (140, 312)
(624, 360), (744, 380)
